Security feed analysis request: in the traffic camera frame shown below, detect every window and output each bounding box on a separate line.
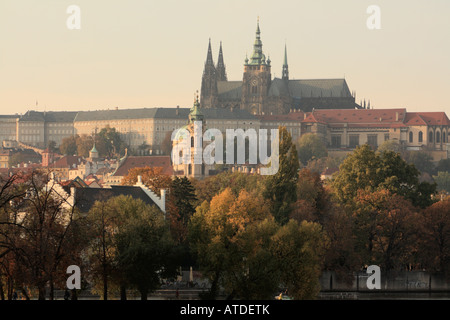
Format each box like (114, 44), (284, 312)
(443, 132), (447, 143)
(436, 131), (441, 143)
(367, 135), (378, 148)
(349, 135), (359, 148)
(409, 131), (413, 143)
(429, 131), (434, 143)
(331, 135), (341, 148)
(418, 131), (423, 143)
(384, 134), (390, 141)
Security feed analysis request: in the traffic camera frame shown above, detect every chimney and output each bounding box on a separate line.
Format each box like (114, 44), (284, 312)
(395, 112), (399, 121)
(176, 105), (179, 115)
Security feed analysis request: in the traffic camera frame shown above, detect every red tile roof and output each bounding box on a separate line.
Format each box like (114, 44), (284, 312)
(113, 156), (173, 177)
(405, 112), (450, 126)
(49, 155), (84, 169)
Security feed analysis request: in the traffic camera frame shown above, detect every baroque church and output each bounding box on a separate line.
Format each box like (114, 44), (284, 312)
(200, 19), (362, 115)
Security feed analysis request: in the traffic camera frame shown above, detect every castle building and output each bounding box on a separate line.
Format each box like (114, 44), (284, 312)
(200, 19), (361, 115)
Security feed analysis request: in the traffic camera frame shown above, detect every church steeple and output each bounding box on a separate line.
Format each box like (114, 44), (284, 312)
(200, 38), (218, 108)
(247, 17), (266, 66)
(205, 38), (214, 67)
(216, 41), (227, 81)
(282, 43), (289, 81)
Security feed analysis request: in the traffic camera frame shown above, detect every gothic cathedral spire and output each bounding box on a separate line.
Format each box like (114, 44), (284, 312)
(282, 43), (289, 81)
(216, 41), (227, 81)
(200, 38), (218, 109)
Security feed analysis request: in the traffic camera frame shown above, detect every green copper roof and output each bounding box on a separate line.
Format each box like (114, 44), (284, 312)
(90, 144), (98, 153)
(246, 18), (267, 66)
(189, 95), (204, 123)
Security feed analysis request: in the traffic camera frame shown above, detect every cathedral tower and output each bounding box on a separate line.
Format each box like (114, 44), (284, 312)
(200, 39), (218, 109)
(216, 41), (227, 81)
(241, 18), (272, 115)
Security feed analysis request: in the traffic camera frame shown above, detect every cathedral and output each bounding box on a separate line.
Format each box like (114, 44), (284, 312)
(200, 19), (362, 115)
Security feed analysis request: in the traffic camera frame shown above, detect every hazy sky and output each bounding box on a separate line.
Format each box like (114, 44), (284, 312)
(0, 0), (449, 115)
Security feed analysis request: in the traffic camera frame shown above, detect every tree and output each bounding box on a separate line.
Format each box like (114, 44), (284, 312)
(47, 140), (59, 153)
(60, 135), (78, 156)
(270, 220), (328, 299)
(87, 195), (175, 300)
(296, 133), (328, 166)
(352, 189), (419, 271)
(113, 195), (175, 300)
(96, 126), (128, 158)
(189, 188), (278, 299)
(168, 176), (197, 245)
(76, 134), (94, 158)
(0, 170), (83, 300)
(436, 158), (450, 173)
(291, 169), (329, 224)
(403, 150), (435, 175)
(433, 171), (450, 193)
(418, 197), (450, 274)
(332, 144), (436, 208)
(377, 139), (405, 154)
(121, 166), (172, 196)
(263, 126), (300, 224)
(86, 198), (119, 300)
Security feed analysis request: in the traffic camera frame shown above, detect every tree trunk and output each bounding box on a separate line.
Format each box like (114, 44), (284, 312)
(0, 274), (4, 300)
(38, 286), (46, 300)
(120, 285), (127, 300)
(140, 290), (148, 301)
(49, 279), (54, 300)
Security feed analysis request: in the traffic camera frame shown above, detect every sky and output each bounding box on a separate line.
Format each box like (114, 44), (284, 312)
(0, 0), (449, 116)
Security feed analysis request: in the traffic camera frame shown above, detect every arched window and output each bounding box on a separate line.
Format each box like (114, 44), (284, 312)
(191, 136), (194, 148)
(436, 130), (441, 143)
(409, 131), (413, 143)
(429, 131), (434, 143)
(443, 131), (446, 143)
(418, 131), (423, 143)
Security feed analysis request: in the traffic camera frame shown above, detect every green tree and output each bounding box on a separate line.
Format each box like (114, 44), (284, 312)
(263, 126), (300, 224)
(270, 219), (328, 299)
(433, 171), (450, 193)
(436, 158), (450, 173)
(113, 195), (175, 300)
(296, 133), (328, 166)
(377, 139), (405, 154)
(403, 150), (435, 175)
(332, 144), (436, 208)
(168, 176), (197, 245)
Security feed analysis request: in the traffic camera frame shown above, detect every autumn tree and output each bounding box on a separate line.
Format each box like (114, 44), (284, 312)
(121, 166), (172, 196)
(352, 189), (419, 271)
(59, 135), (78, 156)
(96, 126), (128, 158)
(0, 170), (83, 300)
(189, 188), (278, 299)
(417, 197), (450, 274)
(263, 126), (300, 224)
